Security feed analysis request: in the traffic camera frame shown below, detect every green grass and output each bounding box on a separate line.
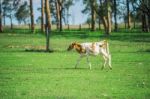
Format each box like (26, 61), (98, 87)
(0, 30), (150, 99)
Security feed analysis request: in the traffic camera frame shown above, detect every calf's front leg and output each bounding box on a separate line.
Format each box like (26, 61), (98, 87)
(75, 55), (83, 69)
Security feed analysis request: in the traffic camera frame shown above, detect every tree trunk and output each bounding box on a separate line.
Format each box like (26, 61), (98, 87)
(107, 9), (111, 34)
(126, 0), (131, 29)
(114, 0), (118, 31)
(59, 9), (63, 31)
(142, 12), (149, 32)
(145, 15), (149, 32)
(106, 0), (111, 35)
(57, 0), (63, 31)
(0, 0), (3, 32)
(98, 17), (101, 30)
(94, 0), (112, 35)
(30, 0), (35, 33)
(133, 18), (136, 29)
(41, 0), (45, 32)
(3, 13), (6, 26)
(101, 16), (108, 35)
(142, 13), (146, 32)
(149, 16), (150, 31)
(148, 0), (150, 31)
(68, 24), (70, 30)
(55, 1), (60, 30)
(79, 24), (82, 30)
(147, 0), (150, 31)
(10, 15), (13, 29)
(125, 21), (127, 29)
(91, 0), (96, 31)
(88, 23), (91, 29)
(45, 0), (51, 51)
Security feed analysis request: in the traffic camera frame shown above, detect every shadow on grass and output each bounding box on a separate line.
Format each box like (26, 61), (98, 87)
(25, 49), (54, 53)
(137, 49), (150, 53)
(2, 28), (150, 43)
(47, 67), (89, 70)
(51, 30), (150, 42)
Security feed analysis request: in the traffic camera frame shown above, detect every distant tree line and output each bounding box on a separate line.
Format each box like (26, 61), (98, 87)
(82, 0), (150, 35)
(0, 0), (150, 34)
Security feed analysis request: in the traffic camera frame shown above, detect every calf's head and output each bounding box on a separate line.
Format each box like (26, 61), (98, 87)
(67, 42), (76, 51)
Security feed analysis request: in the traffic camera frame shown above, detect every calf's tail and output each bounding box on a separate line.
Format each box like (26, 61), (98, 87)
(104, 40), (112, 69)
(104, 40), (109, 55)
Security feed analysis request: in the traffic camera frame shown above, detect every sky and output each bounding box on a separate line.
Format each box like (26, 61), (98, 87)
(5, 0), (88, 25)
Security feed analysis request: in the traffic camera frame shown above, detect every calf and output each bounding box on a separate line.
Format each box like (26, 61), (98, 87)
(67, 40), (112, 70)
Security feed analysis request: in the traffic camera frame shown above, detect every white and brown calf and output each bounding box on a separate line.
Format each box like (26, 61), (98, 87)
(67, 40), (112, 70)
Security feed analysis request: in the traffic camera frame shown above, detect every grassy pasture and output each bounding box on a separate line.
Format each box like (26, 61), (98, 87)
(0, 30), (150, 99)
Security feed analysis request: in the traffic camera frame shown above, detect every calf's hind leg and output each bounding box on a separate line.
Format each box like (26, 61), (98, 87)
(108, 54), (112, 69)
(86, 56), (91, 69)
(101, 55), (107, 70)
(101, 49), (111, 70)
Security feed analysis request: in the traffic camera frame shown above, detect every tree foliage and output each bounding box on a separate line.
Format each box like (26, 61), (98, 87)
(15, 1), (30, 24)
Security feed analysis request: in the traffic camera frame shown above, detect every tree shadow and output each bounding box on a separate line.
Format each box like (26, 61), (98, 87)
(137, 49), (150, 53)
(25, 49), (54, 53)
(51, 30), (150, 43)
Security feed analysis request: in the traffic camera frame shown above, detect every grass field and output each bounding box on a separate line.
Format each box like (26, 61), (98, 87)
(0, 30), (150, 99)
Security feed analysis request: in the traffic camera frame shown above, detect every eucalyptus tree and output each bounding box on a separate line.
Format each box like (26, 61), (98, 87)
(54, 0), (74, 31)
(64, 0), (73, 25)
(41, 0), (45, 32)
(130, 0), (150, 32)
(45, 0), (51, 51)
(113, 0), (118, 31)
(15, 1), (30, 24)
(29, 0), (34, 33)
(56, 0), (63, 31)
(82, 0), (96, 31)
(2, 0), (14, 29)
(0, 0), (2, 32)
(2, 0), (21, 29)
(85, 17), (91, 29)
(126, 0), (131, 29)
(2, 0), (11, 26)
(93, 0), (112, 35)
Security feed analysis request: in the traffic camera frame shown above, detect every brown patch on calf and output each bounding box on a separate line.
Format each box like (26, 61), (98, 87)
(99, 40), (107, 48)
(68, 42), (86, 54)
(74, 43), (86, 54)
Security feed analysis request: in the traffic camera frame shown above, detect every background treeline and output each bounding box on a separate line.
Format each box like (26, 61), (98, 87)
(0, 0), (150, 34)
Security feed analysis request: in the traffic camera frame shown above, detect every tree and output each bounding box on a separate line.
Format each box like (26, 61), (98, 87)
(126, 0), (131, 29)
(131, 0), (150, 32)
(0, 0), (2, 32)
(45, 0), (51, 51)
(2, 0), (14, 29)
(90, 0), (96, 31)
(29, 0), (34, 33)
(2, 0), (11, 26)
(113, 0), (118, 31)
(82, 0), (96, 31)
(41, 0), (45, 32)
(106, 0), (112, 34)
(64, 0), (73, 26)
(140, 0), (149, 32)
(55, 0), (60, 30)
(94, 0), (112, 35)
(15, 1), (30, 24)
(54, 0), (74, 31)
(85, 17), (91, 29)
(56, 0), (63, 31)
(1, 0), (21, 29)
